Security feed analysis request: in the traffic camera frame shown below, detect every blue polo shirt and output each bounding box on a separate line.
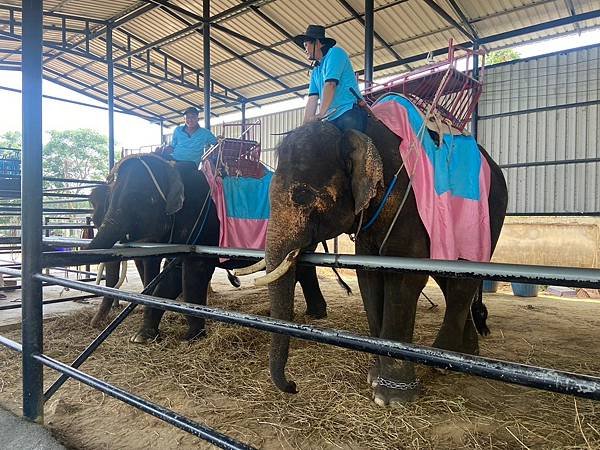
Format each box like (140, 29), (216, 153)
(308, 46), (362, 120)
(171, 125), (218, 165)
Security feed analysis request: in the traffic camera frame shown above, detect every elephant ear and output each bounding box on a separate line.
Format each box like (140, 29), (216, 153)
(164, 163), (185, 215)
(341, 129), (384, 215)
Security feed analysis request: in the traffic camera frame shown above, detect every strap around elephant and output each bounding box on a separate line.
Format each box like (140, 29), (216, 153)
(137, 158), (168, 203)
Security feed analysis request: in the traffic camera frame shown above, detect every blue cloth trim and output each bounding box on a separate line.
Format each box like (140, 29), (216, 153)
(375, 94), (481, 200)
(222, 169), (273, 220)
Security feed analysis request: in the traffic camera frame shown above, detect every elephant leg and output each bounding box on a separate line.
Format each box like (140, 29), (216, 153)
(373, 272), (428, 406)
(90, 261), (120, 328)
(130, 260), (182, 344)
(433, 277), (480, 354)
(182, 256), (215, 341)
(296, 265), (327, 319)
(142, 257), (161, 287)
(356, 268), (384, 387)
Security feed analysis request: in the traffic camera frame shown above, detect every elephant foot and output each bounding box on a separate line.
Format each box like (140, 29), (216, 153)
(130, 328), (160, 344)
(372, 377), (420, 405)
(183, 328), (207, 341)
(305, 308), (327, 319)
(90, 313), (108, 329)
(367, 366), (379, 388)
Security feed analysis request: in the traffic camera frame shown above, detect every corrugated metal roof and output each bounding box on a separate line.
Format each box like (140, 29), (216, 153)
(1, 0), (599, 125)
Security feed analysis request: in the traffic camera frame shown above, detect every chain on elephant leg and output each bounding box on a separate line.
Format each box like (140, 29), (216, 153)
(372, 357), (420, 405)
(130, 307), (164, 344)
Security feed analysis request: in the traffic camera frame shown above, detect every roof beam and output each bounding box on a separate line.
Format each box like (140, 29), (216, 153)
(43, 66), (167, 123)
(336, 0), (406, 63)
(446, 0), (480, 41)
(159, 7), (303, 98)
(211, 0), (409, 70)
(113, 29), (252, 104)
(42, 3), (160, 65)
(141, 0), (269, 24)
(423, 0), (476, 42)
(211, 23), (309, 68)
(112, 21), (204, 63)
(53, 55), (209, 119)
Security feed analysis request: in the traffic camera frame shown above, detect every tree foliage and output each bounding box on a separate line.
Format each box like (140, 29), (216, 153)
(43, 129), (109, 182)
(0, 131), (22, 150)
(486, 49), (521, 65)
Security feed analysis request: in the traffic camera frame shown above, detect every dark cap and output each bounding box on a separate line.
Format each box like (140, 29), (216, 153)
(292, 25), (336, 49)
(183, 106), (199, 116)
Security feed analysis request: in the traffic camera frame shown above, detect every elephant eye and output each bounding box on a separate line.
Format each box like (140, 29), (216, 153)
(291, 185), (315, 205)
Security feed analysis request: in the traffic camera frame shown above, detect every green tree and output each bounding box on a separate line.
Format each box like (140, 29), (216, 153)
(0, 131), (22, 150)
(43, 129), (109, 182)
(486, 48), (521, 65)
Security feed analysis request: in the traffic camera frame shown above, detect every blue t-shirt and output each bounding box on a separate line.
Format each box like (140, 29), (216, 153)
(171, 125), (218, 165)
(308, 46), (362, 120)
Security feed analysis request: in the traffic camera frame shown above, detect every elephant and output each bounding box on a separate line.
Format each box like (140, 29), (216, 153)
(88, 154), (330, 343)
(88, 183), (162, 328)
(263, 118), (508, 405)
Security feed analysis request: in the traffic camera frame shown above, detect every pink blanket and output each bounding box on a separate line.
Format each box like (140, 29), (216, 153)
(201, 163), (269, 251)
(372, 100), (492, 262)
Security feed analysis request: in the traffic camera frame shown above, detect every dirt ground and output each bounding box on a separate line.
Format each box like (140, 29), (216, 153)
(0, 270), (599, 450)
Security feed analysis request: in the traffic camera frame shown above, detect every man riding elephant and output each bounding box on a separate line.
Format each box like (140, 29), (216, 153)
(295, 24), (368, 133)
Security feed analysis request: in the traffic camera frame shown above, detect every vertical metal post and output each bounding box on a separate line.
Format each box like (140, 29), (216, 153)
(471, 42), (479, 141)
(203, 0), (211, 129)
(241, 101), (247, 137)
(107, 26), (115, 169)
(21, 0), (44, 423)
(364, 0), (374, 85)
(160, 119), (164, 144)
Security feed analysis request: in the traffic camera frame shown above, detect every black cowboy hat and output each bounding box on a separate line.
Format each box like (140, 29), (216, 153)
(292, 24), (336, 49)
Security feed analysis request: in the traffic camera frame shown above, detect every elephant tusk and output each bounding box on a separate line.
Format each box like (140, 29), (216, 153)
(95, 263), (105, 285)
(233, 259), (267, 276)
(114, 260), (128, 289)
(254, 249), (300, 287)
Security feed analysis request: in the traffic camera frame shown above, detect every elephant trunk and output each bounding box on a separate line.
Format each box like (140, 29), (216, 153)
(267, 241), (301, 394)
(88, 212), (126, 250)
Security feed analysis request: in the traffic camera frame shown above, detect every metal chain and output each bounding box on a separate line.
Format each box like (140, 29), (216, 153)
(375, 376), (419, 391)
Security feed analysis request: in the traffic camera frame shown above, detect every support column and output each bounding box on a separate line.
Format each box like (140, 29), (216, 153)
(160, 119), (164, 144)
(364, 0), (374, 85)
(107, 26), (115, 169)
(21, 0), (44, 423)
(241, 101), (247, 138)
(203, 0), (211, 129)
(471, 42), (480, 141)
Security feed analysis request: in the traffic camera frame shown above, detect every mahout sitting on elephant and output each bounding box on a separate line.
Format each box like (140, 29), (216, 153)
(88, 154), (330, 343)
(262, 111), (508, 405)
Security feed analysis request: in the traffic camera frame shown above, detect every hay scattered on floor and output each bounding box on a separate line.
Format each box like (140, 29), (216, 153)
(0, 281), (599, 449)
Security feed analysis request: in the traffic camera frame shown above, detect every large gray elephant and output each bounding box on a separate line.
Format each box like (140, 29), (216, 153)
(88, 155), (330, 343)
(264, 118), (508, 405)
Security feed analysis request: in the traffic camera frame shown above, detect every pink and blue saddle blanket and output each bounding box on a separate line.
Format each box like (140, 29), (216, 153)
(202, 163), (272, 252)
(202, 93), (491, 262)
(372, 94), (491, 262)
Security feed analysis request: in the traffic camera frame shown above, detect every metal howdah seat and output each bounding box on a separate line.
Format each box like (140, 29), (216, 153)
(362, 39), (485, 133)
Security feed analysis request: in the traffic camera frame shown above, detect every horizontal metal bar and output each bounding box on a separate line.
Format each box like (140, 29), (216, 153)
(0, 277), (97, 291)
(478, 98), (600, 120)
(0, 294), (98, 311)
(499, 158), (600, 169)
(0, 174), (104, 185)
(34, 353), (254, 449)
(41, 244), (194, 267)
(0, 207), (92, 214)
(0, 225), (93, 230)
(34, 275), (600, 401)
(0, 335), (22, 352)
(507, 212), (600, 217)
(190, 246), (600, 289)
